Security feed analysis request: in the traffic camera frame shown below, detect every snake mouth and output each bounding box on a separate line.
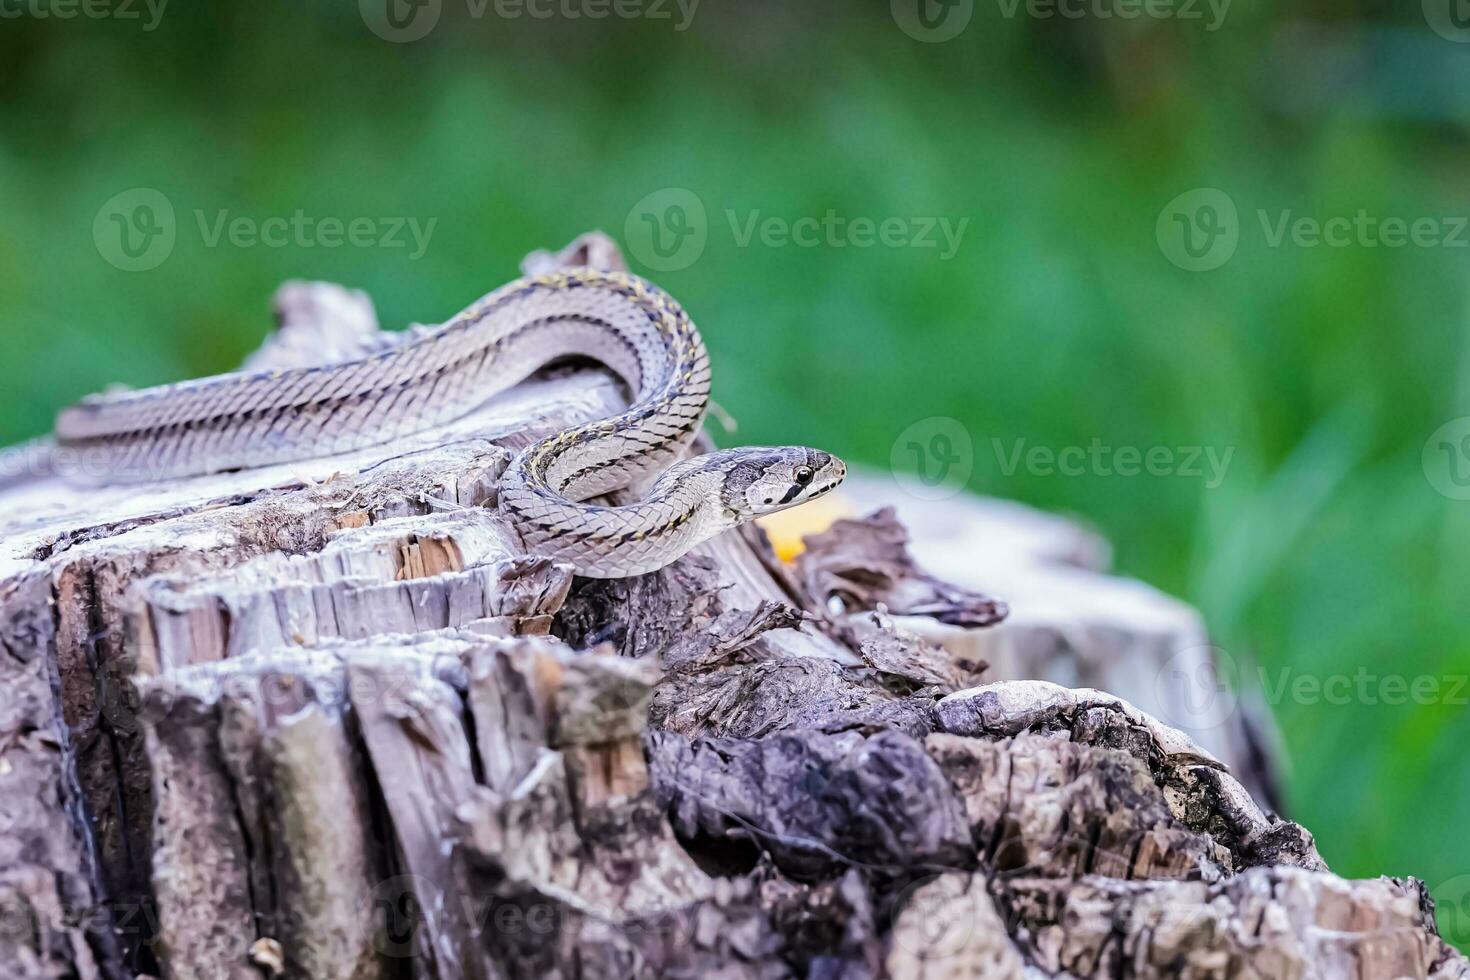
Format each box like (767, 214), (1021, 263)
(766, 467), (844, 514)
(810, 479), (842, 498)
(801, 459), (847, 502)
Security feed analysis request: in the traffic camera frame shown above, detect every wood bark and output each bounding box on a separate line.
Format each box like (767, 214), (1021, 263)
(0, 234), (1462, 980)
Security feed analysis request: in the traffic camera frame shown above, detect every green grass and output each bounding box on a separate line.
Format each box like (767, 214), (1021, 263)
(3, 0), (1468, 948)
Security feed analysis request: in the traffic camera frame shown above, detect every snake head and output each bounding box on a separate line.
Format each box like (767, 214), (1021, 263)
(717, 447), (846, 520)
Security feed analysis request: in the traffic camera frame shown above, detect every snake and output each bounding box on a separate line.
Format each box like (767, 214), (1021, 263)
(54, 269), (846, 577)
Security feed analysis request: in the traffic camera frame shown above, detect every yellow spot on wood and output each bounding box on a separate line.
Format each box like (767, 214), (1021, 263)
(756, 494), (852, 563)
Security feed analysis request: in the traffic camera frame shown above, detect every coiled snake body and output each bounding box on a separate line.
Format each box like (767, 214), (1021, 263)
(55, 269), (845, 577)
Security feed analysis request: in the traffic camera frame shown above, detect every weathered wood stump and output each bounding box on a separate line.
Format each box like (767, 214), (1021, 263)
(0, 235), (1462, 979)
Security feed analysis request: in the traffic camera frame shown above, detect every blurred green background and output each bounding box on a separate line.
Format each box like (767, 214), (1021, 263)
(3, 0), (1468, 947)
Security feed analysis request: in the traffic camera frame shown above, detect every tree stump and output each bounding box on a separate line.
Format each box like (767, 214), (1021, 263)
(0, 235), (1462, 980)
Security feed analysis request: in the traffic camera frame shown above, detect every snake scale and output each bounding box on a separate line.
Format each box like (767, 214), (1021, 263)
(54, 269), (846, 577)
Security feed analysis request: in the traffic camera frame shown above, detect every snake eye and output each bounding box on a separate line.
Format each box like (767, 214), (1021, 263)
(794, 466), (814, 487)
